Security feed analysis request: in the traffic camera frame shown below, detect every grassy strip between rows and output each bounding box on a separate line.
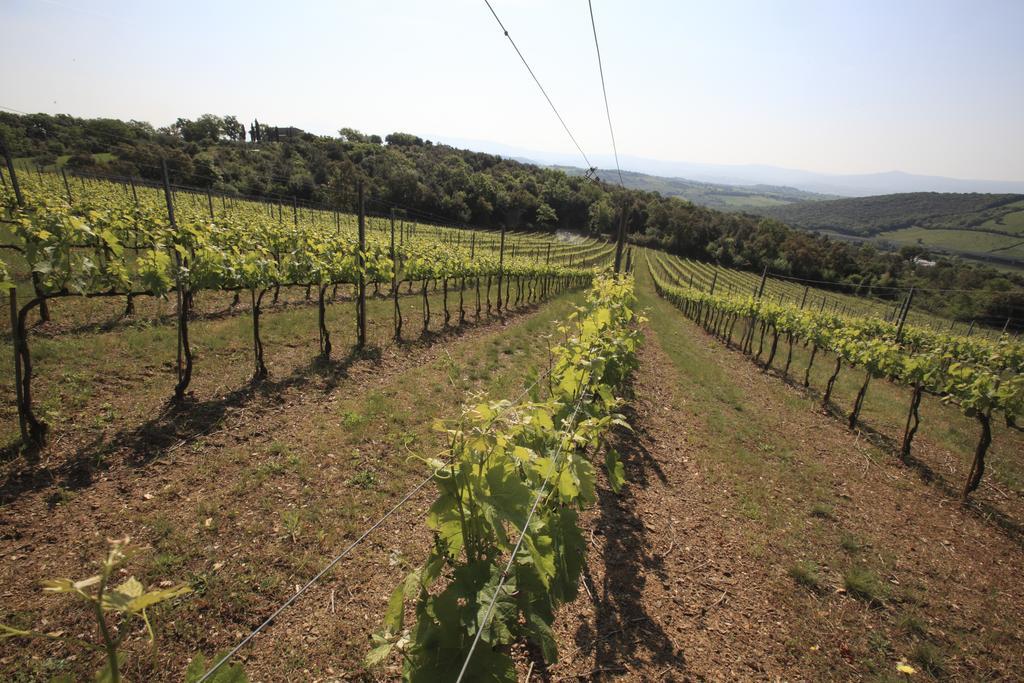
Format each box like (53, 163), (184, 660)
(632, 258), (1022, 680)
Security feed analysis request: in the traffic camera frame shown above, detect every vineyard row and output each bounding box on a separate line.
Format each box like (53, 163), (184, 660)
(1, 168), (616, 448)
(648, 250), (1022, 500)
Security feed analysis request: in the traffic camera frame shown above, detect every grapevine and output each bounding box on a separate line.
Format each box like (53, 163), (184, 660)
(1, 171), (609, 448)
(367, 274), (642, 680)
(647, 249), (1023, 500)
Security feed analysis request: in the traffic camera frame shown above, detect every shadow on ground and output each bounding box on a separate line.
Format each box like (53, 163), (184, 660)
(551, 397), (685, 681)
(0, 301), (555, 507)
(746, 339), (1024, 550)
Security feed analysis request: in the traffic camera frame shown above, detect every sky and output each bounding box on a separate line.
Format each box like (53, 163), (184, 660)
(1, 0), (1023, 182)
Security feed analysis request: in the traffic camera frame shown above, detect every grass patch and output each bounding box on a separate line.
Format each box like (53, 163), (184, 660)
(347, 468), (378, 490)
(897, 611), (927, 637)
(340, 410), (367, 430)
(144, 513), (175, 542)
(910, 641), (945, 677)
(844, 566), (889, 605)
(153, 551), (186, 573)
(46, 487), (77, 508)
(737, 494), (764, 521)
(267, 440), (291, 456)
(810, 502), (835, 520)
(281, 509), (303, 541)
(787, 561), (822, 592)
(840, 532), (863, 553)
(867, 630), (891, 656)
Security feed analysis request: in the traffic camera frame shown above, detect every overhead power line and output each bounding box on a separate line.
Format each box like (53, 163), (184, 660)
(481, 0), (595, 173)
(195, 474), (436, 682)
(587, 0), (624, 188)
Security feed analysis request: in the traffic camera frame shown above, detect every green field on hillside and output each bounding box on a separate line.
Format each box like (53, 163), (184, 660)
(978, 201), (1024, 234)
(877, 226), (1024, 260)
(754, 193), (1024, 270)
(759, 192), (1024, 236)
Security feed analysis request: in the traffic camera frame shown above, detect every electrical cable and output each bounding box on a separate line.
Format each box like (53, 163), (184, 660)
(480, 1), (594, 171)
(587, 0), (623, 188)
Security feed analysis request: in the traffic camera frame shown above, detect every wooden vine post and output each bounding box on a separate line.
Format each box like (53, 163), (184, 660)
(2, 144), (49, 323)
(613, 201), (626, 273)
(963, 408), (994, 501)
(162, 159), (192, 402)
(756, 265), (768, 298)
(61, 168), (73, 204)
(496, 226), (506, 314)
(391, 208), (401, 340)
(9, 288), (27, 443)
(252, 289), (268, 378)
(896, 287), (915, 342)
(900, 381), (924, 461)
(505, 242), (513, 309)
(740, 265), (767, 355)
(356, 181), (367, 349)
(1, 139), (23, 204)
(318, 279), (332, 359)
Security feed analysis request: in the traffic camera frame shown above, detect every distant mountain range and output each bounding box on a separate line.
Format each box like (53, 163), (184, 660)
(431, 135), (1024, 197)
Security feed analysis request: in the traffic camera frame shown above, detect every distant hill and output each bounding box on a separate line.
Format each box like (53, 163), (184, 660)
(553, 166), (836, 211)
(756, 193), (1024, 236)
(753, 192), (1024, 271)
(654, 167), (1024, 197)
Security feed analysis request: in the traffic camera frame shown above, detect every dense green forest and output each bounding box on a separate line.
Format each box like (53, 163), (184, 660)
(758, 192), (1024, 236)
(2, 111), (1022, 324)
